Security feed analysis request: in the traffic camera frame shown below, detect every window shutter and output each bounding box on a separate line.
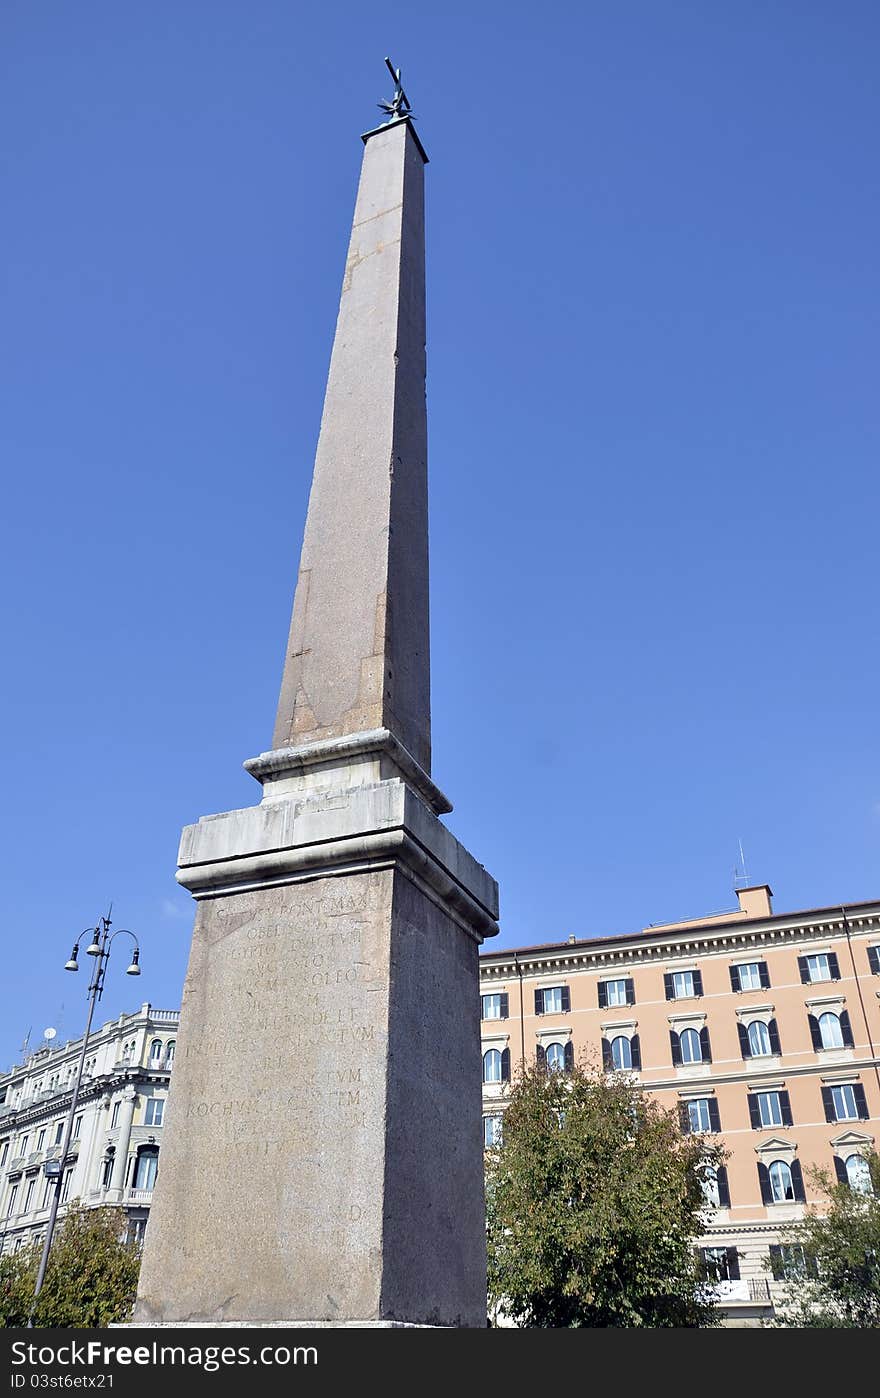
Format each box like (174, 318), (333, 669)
(678, 1103), (690, 1133)
(780, 1090), (793, 1127)
(868, 946), (880, 975)
(692, 969), (704, 997)
(797, 955), (810, 984)
(738, 1022), (751, 1059)
(597, 981), (607, 1008)
(699, 1026), (712, 1063)
(768, 1244), (783, 1281)
(664, 973), (675, 1001)
(560, 985), (571, 1013)
(626, 978), (636, 1006)
(670, 1030), (681, 1066)
(535, 1043), (546, 1070)
(564, 1040), (574, 1073)
(828, 952), (841, 981)
(747, 1094), (761, 1130)
(758, 1162), (773, 1205)
(601, 1038), (613, 1070)
(708, 1098), (721, 1133)
(500, 1047), (511, 1083)
(629, 1034), (641, 1070)
(790, 1158), (806, 1203)
(534, 989), (543, 1016)
(833, 1156), (848, 1186)
(759, 961), (771, 989)
(840, 1010), (854, 1049)
(499, 993), (509, 1019)
(768, 1018), (781, 1055)
(808, 1015), (823, 1051)
(821, 1086), (836, 1123)
(853, 1083), (869, 1120)
(716, 1165), (731, 1208)
(729, 965), (740, 992)
(726, 1247), (740, 1282)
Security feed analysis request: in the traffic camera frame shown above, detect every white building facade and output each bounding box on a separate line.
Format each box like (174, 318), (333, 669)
(0, 1003), (179, 1255)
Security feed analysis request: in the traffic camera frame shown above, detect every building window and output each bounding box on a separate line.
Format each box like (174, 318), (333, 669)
(0, 1141), (7, 1168)
(679, 1027), (702, 1064)
(681, 1098), (721, 1134)
(670, 1025), (711, 1065)
(483, 1115), (503, 1147)
(17, 1135), (29, 1158)
(868, 946), (880, 975)
(72, 1115), (82, 1140)
(41, 1177), (53, 1208)
(598, 978), (634, 1008)
(730, 961), (770, 992)
(483, 1048), (511, 1084)
(23, 1179), (35, 1213)
(60, 1168), (74, 1203)
(665, 970), (703, 1001)
(823, 1082), (869, 1122)
(770, 1161), (795, 1202)
(545, 1042), (566, 1073)
(818, 1012), (844, 1049)
(111, 1102), (121, 1129)
(700, 1246), (740, 1282)
(133, 1147), (159, 1191)
(700, 1165), (730, 1209)
(481, 993), (508, 1021)
(602, 1033), (642, 1071)
(165, 1041), (175, 1067)
(809, 1010), (853, 1051)
(535, 985), (570, 1015)
(799, 952), (840, 984)
(144, 1098), (164, 1127)
(610, 1036), (632, 1071)
(769, 1244), (815, 1281)
(834, 1153), (873, 1195)
(748, 1090), (793, 1129)
(6, 1185), (18, 1217)
(53, 1122), (64, 1146)
(748, 1020), (771, 1057)
(100, 1153), (115, 1189)
(35, 1130), (46, 1152)
(149, 1040), (163, 1068)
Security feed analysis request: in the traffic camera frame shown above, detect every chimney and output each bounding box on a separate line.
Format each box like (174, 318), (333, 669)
(736, 885), (773, 918)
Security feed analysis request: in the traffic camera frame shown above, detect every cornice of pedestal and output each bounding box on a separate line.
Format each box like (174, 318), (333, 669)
(176, 775), (499, 943)
(244, 728), (452, 816)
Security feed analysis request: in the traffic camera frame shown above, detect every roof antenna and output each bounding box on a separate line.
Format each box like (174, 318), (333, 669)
(734, 839), (750, 890)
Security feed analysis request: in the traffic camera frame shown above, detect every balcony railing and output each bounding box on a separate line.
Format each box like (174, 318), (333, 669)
(125, 1188), (153, 1204)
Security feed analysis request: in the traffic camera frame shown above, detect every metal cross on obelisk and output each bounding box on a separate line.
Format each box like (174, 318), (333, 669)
(377, 56), (413, 121)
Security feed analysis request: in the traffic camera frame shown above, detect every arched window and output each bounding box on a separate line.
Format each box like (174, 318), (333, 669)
(818, 1013), (844, 1050)
(545, 1042), (566, 1072)
(845, 1154), (872, 1195)
(769, 1160), (794, 1202)
(100, 1149), (115, 1190)
(610, 1036), (633, 1070)
(133, 1146), (159, 1191)
(680, 1028), (702, 1064)
(701, 1166), (721, 1208)
(748, 1020), (771, 1057)
(164, 1041), (175, 1068)
(121, 1043), (131, 1062)
(482, 1050), (502, 1084)
(149, 1040), (163, 1067)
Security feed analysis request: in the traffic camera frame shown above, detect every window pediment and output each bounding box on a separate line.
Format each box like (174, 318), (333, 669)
(734, 1003), (774, 1021)
(830, 1129), (874, 1151)
(535, 1026), (572, 1045)
(755, 1136), (796, 1161)
(668, 1011), (707, 1027)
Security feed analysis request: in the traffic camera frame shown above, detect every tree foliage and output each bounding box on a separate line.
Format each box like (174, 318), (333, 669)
(485, 1058), (725, 1327)
(768, 1151), (880, 1328)
(0, 1204), (141, 1328)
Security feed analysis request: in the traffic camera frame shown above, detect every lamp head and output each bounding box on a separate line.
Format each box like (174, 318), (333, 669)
(125, 948), (141, 977)
(64, 945), (79, 972)
(85, 930), (102, 957)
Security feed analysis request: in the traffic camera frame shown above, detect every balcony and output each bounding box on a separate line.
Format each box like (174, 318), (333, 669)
(149, 1010), (178, 1025)
(125, 1188), (153, 1205)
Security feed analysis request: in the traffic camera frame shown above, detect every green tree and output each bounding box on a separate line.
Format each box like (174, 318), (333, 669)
(486, 1058), (725, 1327)
(768, 1151), (880, 1328)
(0, 1204), (141, 1328)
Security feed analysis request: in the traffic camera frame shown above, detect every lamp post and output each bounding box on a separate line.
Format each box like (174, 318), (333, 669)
(27, 913), (141, 1327)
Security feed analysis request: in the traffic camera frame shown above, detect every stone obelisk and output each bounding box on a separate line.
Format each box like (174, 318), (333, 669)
(134, 86), (499, 1328)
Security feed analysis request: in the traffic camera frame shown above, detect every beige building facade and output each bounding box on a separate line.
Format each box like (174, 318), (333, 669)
(480, 886), (880, 1323)
(0, 1004), (179, 1256)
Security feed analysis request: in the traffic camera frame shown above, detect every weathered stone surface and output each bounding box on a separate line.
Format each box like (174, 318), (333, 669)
(134, 863), (486, 1326)
(273, 119), (432, 774)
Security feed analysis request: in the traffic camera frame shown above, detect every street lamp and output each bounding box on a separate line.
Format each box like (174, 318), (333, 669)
(27, 913), (142, 1327)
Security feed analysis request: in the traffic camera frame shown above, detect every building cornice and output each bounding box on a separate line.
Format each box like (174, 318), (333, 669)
(479, 904), (880, 980)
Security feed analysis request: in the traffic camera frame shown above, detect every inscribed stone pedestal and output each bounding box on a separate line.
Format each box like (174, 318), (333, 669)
(133, 113), (498, 1328)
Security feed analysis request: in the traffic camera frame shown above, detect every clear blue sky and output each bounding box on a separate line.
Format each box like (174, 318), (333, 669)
(1, 2), (877, 1065)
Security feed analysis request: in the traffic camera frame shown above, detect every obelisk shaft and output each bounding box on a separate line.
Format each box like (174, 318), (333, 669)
(273, 119), (431, 775)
